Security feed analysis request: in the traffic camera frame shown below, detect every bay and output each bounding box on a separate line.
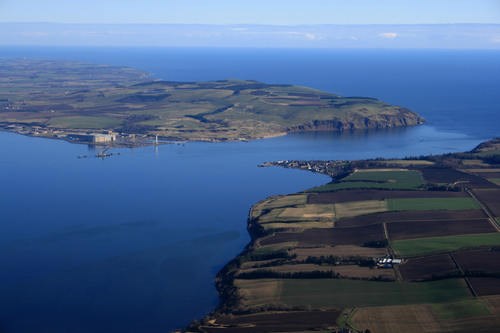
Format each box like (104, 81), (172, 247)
(0, 47), (498, 332)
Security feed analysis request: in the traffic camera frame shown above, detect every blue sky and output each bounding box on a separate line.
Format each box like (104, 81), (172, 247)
(0, 0), (499, 25)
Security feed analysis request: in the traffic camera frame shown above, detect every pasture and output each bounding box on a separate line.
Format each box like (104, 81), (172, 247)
(334, 200), (387, 219)
(352, 299), (494, 333)
(257, 204), (335, 223)
(393, 233), (500, 257)
(311, 169), (424, 191)
(48, 115), (123, 129)
(235, 278), (471, 310)
(278, 278), (470, 308)
(308, 189), (466, 204)
(252, 194), (307, 218)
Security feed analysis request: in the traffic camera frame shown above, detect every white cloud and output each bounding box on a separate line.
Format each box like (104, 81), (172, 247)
(230, 27), (249, 32)
(379, 32), (398, 39)
(283, 31), (323, 41)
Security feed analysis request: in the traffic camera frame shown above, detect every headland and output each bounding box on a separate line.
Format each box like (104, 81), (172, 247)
(0, 59), (424, 146)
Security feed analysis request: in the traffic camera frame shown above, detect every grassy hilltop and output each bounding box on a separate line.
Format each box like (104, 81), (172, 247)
(0, 59), (423, 143)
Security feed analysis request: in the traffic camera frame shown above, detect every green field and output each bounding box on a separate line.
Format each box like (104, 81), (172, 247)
(48, 116), (123, 129)
(387, 197), (480, 211)
(392, 233), (500, 256)
(431, 299), (491, 320)
(490, 178), (500, 185)
(279, 278), (470, 308)
(311, 170), (424, 192)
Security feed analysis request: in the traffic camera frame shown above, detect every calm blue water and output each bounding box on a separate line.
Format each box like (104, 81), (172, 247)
(0, 47), (499, 333)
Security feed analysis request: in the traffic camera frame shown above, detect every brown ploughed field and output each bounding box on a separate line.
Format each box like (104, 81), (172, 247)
(202, 310), (341, 333)
(473, 172), (500, 178)
(292, 245), (387, 260)
(472, 189), (500, 217)
(419, 167), (496, 188)
(335, 209), (487, 228)
(399, 254), (459, 281)
(386, 219), (495, 241)
(453, 248), (500, 274)
(469, 277), (500, 296)
(260, 223), (385, 247)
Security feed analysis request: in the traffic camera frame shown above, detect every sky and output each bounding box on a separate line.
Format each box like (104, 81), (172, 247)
(0, 1), (499, 48)
(0, 0), (499, 25)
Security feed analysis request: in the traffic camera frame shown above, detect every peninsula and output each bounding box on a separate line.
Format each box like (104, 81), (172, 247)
(0, 59), (423, 145)
(187, 138), (500, 332)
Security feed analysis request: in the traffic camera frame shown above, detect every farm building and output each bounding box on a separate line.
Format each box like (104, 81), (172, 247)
(377, 257), (402, 268)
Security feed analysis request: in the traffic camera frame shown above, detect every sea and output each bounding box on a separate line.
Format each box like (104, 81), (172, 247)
(0, 47), (499, 333)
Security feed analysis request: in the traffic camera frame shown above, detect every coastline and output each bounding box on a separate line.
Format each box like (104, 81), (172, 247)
(0, 124), (287, 148)
(0, 59), (425, 150)
(184, 138), (500, 332)
(0, 121), (426, 150)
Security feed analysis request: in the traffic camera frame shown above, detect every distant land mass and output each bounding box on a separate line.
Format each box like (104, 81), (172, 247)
(1, 23), (499, 49)
(0, 59), (423, 145)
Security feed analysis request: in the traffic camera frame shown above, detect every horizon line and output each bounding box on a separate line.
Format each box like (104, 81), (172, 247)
(1, 22), (500, 26)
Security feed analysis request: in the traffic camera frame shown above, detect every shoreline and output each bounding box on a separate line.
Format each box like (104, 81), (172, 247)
(0, 121), (426, 150)
(183, 138), (500, 332)
(0, 123), (288, 148)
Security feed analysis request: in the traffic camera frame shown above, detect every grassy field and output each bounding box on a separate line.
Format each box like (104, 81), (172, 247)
(489, 178), (500, 185)
(352, 299), (494, 333)
(334, 200), (387, 219)
(378, 160), (435, 166)
(258, 204), (335, 223)
(431, 299), (491, 320)
(261, 221), (334, 231)
(252, 194), (308, 218)
(351, 304), (443, 333)
(393, 233), (500, 257)
(278, 278), (470, 308)
(387, 197), (480, 211)
(279, 205), (335, 220)
(48, 116), (123, 129)
(236, 278), (471, 309)
(311, 170), (425, 192)
(235, 279), (282, 308)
